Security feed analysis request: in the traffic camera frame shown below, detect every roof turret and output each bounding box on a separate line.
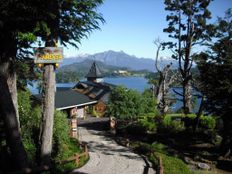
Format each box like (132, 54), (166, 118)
(85, 61), (103, 79)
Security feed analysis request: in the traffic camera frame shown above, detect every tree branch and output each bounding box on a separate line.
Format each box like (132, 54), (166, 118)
(173, 88), (184, 97)
(154, 39), (162, 73)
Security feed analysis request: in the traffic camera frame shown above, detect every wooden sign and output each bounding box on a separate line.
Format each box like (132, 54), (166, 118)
(34, 47), (63, 64)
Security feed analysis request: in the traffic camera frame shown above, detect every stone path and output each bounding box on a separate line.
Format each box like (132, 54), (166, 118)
(70, 127), (155, 174)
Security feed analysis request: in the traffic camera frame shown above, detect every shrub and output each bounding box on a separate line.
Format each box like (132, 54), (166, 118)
(184, 114), (216, 130)
(18, 90), (41, 163)
(151, 152), (194, 174)
(199, 116), (216, 130)
(52, 111), (85, 172)
(108, 86), (158, 120)
(133, 142), (193, 174)
(92, 109), (98, 117)
(151, 142), (168, 154)
(18, 91), (86, 171)
(161, 115), (185, 133)
(138, 113), (157, 133)
(53, 111), (80, 160)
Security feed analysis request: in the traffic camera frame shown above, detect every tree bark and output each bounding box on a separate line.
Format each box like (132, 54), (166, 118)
(221, 114), (232, 157)
(7, 70), (20, 128)
(193, 95), (205, 131)
(40, 64), (56, 166)
(183, 81), (192, 114)
(0, 69), (28, 169)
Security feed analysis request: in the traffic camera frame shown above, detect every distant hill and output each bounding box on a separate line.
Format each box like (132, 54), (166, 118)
(62, 50), (179, 72)
(57, 59), (128, 78)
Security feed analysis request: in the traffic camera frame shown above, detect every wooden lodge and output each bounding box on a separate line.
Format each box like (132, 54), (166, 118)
(35, 61), (115, 138)
(73, 61), (115, 117)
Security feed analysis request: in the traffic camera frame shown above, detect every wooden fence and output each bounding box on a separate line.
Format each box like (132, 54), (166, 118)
(59, 142), (89, 166)
(7, 142), (89, 174)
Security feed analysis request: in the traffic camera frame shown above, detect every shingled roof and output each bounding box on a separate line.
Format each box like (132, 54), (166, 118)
(85, 61), (103, 78)
(73, 81), (115, 103)
(55, 90), (97, 110)
(34, 89), (97, 110)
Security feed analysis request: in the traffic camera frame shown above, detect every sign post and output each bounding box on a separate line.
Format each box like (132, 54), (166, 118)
(34, 47), (63, 67)
(34, 46), (63, 166)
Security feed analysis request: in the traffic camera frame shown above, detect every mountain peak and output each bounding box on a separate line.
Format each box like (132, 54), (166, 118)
(78, 53), (91, 57)
(62, 50), (177, 71)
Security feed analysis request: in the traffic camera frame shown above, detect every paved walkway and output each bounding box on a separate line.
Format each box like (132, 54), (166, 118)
(71, 126), (155, 174)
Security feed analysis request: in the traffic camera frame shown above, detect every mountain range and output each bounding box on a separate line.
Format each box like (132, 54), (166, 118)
(62, 50), (178, 72)
(58, 59), (128, 76)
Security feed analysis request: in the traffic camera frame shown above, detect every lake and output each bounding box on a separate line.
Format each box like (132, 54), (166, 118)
(28, 76), (150, 94)
(28, 76), (200, 112)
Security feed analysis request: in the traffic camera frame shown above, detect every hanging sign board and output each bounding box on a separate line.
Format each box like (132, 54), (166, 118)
(34, 47), (63, 64)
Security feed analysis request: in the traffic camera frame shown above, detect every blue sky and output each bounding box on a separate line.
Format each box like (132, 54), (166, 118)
(64, 0), (231, 59)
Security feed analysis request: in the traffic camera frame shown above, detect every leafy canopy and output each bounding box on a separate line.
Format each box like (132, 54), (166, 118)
(195, 8), (232, 116)
(108, 86), (157, 120)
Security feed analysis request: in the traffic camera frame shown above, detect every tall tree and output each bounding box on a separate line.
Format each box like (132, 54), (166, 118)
(0, 0), (40, 169)
(154, 40), (177, 115)
(195, 9), (232, 157)
(0, 0), (104, 169)
(34, 0), (104, 166)
(108, 86), (143, 120)
(163, 0), (213, 114)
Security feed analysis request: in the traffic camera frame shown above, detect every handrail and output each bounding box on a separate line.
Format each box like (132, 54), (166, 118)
(58, 142), (89, 165)
(7, 142), (89, 174)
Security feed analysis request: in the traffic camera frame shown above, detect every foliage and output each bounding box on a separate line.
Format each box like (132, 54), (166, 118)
(199, 116), (216, 130)
(108, 86), (157, 120)
(163, 0), (214, 114)
(132, 142), (193, 174)
(108, 86), (142, 120)
(18, 90), (41, 163)
(151, 152), (194, 174)
(195, 9), (232, 153)
(92, 109), (98, 117)
(16, 59), (40, 90)
(195, 9), (232, 118)
(52, 110), (87, 172)
(138, 113), (157, 133)
(1, 0), (104, 169)
(33, 0), (104, 47)
(161, 115), (185, 133)
(142, 89), (158, 114)
(56, 71), (79, 83)
(53, 111), (78, 160)
(18, 91), (86, 170)
(18, 90), (41, 131)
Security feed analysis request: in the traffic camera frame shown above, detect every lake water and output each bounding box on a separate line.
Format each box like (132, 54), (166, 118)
(104, 77), (149, 92)
(28, 76), (200, 112)
(28, 76), (149, 94)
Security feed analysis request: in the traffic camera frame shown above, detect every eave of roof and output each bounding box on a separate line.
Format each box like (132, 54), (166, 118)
(56, 100), (97, 110)
(34, 89), (97, 110)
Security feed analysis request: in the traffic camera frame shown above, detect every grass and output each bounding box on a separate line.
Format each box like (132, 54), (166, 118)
(150, 152), (194, 174)
(131, 142), (194, 174)
(52, 138), (89, 173)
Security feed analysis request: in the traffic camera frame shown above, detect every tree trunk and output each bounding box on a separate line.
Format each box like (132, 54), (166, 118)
(155, 65), (173, 115)
(193, 95), (205, 131)
(183, 80), (192, 114)
(156, 72), (163, 107)
(40, 64), (56, 166)
(220, 114), (232, 157)
(7, 71), (20, 128)
(0, 71), (28, 169)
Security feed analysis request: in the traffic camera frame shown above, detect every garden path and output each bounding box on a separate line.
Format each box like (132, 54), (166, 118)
(70, 120), (155, 174)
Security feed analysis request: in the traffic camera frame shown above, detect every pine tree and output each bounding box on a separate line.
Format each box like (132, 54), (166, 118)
(196, 9), (232, 157)
(0, 0), (104, 169)
(34, 0), (104, 166)
(163, 0), (214, 114)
